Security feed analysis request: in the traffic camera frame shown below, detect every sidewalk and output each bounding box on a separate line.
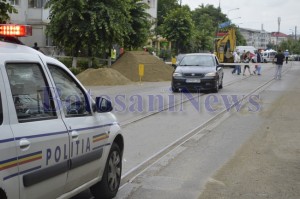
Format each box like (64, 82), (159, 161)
(198, 63), (300, 199)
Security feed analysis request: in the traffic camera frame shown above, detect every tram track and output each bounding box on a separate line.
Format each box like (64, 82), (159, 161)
(119, 74), (249, 127)
(119, 65), (292, 188)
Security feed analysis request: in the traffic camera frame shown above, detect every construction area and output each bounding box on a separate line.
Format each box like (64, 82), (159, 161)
(77, 51), (174, 86)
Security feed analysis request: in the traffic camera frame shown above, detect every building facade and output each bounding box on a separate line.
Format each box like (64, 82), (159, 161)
(270, 32), (288, 45)
(8, 0), (50, 47)
(239, 27), (271, 50)
(8, 0), (158, 48)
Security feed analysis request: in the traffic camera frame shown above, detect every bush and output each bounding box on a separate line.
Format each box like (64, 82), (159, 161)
(69, 67), (82, 75)
(77, 59), (89, 70)
(58, 57), (72, 68)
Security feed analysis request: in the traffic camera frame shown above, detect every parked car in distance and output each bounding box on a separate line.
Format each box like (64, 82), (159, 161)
(171, 53), (224, 93)
(261, 49), (277, 62)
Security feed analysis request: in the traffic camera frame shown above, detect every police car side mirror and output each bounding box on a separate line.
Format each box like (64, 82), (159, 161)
(95, 97), (113, 113)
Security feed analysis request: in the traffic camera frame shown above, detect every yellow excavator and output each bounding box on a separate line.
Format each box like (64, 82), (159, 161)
(215, 27), (236, 63)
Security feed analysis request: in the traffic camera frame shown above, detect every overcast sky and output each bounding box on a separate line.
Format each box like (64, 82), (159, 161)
(181, 0), (299, 35)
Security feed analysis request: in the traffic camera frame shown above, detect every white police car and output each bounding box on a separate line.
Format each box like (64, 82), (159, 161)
(0, 24), (124, 199)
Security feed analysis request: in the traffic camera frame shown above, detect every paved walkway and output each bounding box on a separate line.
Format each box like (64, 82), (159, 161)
(198, 62), (300, 199)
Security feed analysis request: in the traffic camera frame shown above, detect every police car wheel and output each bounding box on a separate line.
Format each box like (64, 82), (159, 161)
(90, 143), (122, 199)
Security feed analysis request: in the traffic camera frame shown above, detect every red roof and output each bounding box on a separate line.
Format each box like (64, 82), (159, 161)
(271, 32), (288, 37)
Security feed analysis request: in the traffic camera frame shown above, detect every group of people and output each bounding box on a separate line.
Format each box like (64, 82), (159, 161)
(231, 49), (287, 80)
(231, 50), (262, 76)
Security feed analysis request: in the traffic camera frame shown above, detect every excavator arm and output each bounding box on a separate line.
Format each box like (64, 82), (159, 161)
(215, 28), (236, 63)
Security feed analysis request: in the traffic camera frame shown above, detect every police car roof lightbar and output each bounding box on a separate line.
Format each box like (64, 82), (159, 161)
(0, 24), (32, 37)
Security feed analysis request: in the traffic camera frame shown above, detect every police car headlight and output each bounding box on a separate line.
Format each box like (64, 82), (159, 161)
(173, 72), (183, 77)
(205, 72), (217, 77)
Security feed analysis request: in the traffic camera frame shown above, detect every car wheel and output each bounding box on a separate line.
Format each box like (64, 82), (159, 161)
(218, 77), (223, 89)
(90, 143), (122, 199)
(172, 86), (179, 93)
(213, 80), (219, 93)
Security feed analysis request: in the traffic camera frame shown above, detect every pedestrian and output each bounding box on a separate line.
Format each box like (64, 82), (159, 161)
(232, 51), (241, 75)
(273, 49), (285, 80)
(242, 51), (252, 76)
(32, 42), (40, 51)
(254, 49), (263, 75)
(284, 49), (289, 64)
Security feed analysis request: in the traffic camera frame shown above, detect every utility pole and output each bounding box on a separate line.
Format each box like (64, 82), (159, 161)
(276, 17), (281, 49)
(295, 26), (297, 40)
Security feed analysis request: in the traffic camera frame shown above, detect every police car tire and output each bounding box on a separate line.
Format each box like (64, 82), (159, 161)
(90, 143), (122, 199)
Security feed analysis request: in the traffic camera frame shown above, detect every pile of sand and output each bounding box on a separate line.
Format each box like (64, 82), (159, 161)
(112, 51), (174, 82)
(76, 68), (132, 86)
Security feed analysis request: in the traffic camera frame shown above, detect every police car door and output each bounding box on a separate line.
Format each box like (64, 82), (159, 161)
(3, 55), (69, 199)
(47, 63), (110, 192)
(0, 68), (20, 199)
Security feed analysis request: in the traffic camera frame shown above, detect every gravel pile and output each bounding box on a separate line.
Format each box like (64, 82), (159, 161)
(76, 68), (132, 86)
(112, 51), (174, 82)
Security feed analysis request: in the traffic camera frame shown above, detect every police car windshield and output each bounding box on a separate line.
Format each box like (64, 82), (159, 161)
(180, 55), (214, 67)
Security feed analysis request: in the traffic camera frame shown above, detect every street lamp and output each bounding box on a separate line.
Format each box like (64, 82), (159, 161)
(227, 8), (239, 16)
(289, 28), (294, 39)
(230, 17), (241, 21)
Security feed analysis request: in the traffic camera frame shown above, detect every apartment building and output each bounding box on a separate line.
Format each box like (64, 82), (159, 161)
(270, 32), (288, 45)
(239, 27), (271, 49)
(8, 0), (157, 48)
(9, 0), (50, 47)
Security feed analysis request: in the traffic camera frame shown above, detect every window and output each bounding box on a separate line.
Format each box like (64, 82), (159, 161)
(0, 92), (3, 125)
(48, 64), (91, 117)
(28, 0), (46, 8)
(6, 63), (57, 122)
(181, 55), (215, 67)
(10, 0), (19, 6)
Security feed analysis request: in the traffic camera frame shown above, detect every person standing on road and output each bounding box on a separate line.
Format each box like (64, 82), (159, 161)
(273, 49), (285, 80)
(232, 51), (241, 75)
(284, 50), (289, 64)
(254, 49), (263, 75)
(242, 51), (252, 76)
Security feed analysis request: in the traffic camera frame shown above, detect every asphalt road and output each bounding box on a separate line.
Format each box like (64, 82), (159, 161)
(72, 62), (298, 199)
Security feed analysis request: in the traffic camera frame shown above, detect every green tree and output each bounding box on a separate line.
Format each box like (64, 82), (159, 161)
(279, 38), (300, 54)
(266, 42), (276, 50)
(124, 1), (151, 50)
(46, 0), (133, 67)
(192, 4), (227, 34)
(162, 7), (194, 54)
(235, 28), (246, 46)
(191, 4), (246, 52)
(157, 0), (180, 35)
(193, 29), (213, 52)
(191, 13), (215, 52)
(46, 0), (87, 67)
(0, 0), (18, 23)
